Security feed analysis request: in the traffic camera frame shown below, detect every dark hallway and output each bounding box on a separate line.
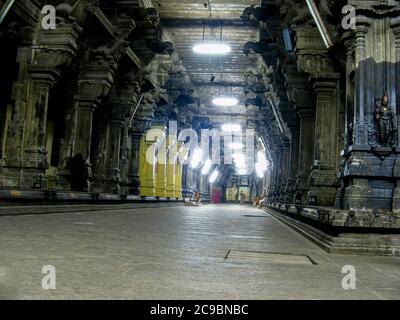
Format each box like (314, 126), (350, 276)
(0, 0), (399, 303)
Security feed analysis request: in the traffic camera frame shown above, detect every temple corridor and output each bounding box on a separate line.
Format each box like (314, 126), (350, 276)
(0, 0), (400, 302)
(0, 204), (399, 300)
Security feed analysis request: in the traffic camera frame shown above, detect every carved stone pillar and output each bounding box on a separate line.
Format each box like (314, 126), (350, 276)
(278, 143), (291, 203)
(294, 109), (315, 204)
(165, 141), (177, 199)
(140, 131), (156, 198)
(93, 117), (124, 194)
(295, 26), (342, 206)
(155, 139), (167, 198)
(284, 125), (300, 203)
(154, 125), (167, 199)
(338, 7), (400, 211)
(286, 66), (315, 205)
(308, 77), (341, 206)
(57, 63), (115, 191)
(181, 164), (190, 198)
(0, 19), (81, 189)
(0, 66), (59, 189)
(174, 141), (183, 199)
(389, 15), (400, 212)
(128, 125), (148, 195)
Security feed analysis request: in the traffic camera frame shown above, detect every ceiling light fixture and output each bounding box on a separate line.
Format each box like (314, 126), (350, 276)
(305, 0), (334, 49)
(193, 43), (231, 55)
(193, 4), (231, 56)
(221, 123), (242, 132)
(213, 97), (238, 107)
(0, 0), (16, 24)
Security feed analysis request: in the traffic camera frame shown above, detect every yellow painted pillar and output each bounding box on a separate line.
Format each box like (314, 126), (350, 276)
(139, 134), (156, 197)
(155, 138), (167, 198)
(165, 139), (177, 198)
(174, 142), (183, 199)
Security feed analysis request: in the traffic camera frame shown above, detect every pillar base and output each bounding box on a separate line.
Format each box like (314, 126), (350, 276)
(127, 174), (140, 195)
(340, 181), (394, 211)
(308, 168), (339, 206)
(0, 166), (48, 190)
(337, 148), (400, 211)
(294, 175), (310, 205)
(155, 188), (167, 198)
(165, 187), (175, 199)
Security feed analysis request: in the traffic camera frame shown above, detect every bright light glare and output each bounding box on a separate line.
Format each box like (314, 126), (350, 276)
(193, 43), (231, 55)
(213, 97), (239, 107)
(237, 169), (247, 175)
(228, 143), (243, 150)
(233, 153), (245, 162)
(257, 151), (269, 169)
(221, 123), (241, 132)
(209, 170), (219, 184)
(255, 162), (266, 178)
(190, 148), (203, 169)
(233, 153), (246, 169)
(201, 159), (212, 175)
(255, 150), (269, 178)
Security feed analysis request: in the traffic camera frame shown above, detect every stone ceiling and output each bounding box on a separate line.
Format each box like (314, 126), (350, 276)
(156, 0), (262, 124)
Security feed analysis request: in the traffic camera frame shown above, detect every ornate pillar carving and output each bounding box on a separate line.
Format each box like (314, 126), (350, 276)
(284, 125), (300, 203)
(295, 26), (341, 206)
(308, 77), (341, 206)
(151, 113), (168, 199)
(57, 61), (116, 192)
(0, 15), (81, 189)
(338, 5), (400, 212)
(128, 120), (151, 195)
(286, 76), (315, 204)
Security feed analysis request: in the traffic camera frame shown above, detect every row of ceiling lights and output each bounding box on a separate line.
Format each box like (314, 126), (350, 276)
(192, 42), (239, 107)
(192, 11), (238, 108)
(189, 5), (268, 180)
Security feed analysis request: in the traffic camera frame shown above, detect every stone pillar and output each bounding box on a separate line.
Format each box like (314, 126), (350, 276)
(57, 64), (116, 191)
(128, 127), (147, 195)
(140, 132), (156, 198)
(294, 109), (315, 204)
(338, 7), (400, 211)
(120, 120), (131, 194)
(308, 77), (341, 206)
(391, 16), (400, 212)
(181, 164), (189, 197)
(284, 125), (300, 203)
(165, 143), (176, 199)
(174, 142), (183, 199)
(155, 129), (167, 199)
(295, 26), (342, 206)
(0, 17), (81, 189)
(0, 65), (59, 189)
(278, 143), (291, 203)
(285, 67), (315, 205)
(94, 117), (124, 194)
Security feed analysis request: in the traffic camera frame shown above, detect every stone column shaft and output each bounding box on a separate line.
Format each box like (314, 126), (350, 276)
(294, 111), (315, 204)
(308, 79), (341, 206)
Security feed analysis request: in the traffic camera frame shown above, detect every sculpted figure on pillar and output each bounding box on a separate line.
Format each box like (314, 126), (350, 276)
(372, 93), (396, 148)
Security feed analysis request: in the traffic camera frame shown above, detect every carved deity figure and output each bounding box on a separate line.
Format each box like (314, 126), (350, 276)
(374, 93), (395, 147)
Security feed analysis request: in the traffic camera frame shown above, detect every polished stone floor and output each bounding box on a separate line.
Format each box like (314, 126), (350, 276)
(0, 204), (399, 300)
